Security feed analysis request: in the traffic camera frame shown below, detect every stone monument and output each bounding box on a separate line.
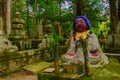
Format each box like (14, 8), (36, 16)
(9, 12), (28, 51)
(11, 12), (25, 36)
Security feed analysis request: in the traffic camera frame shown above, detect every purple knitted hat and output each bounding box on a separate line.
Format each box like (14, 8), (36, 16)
(73, 16), (90, 30)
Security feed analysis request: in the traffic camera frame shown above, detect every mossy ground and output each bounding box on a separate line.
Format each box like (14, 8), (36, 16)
(82, 58), (120, 80)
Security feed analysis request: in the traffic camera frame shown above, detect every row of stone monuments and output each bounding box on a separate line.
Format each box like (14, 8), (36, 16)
(0, 11), (64, 55)
(10, 12), (61, 52)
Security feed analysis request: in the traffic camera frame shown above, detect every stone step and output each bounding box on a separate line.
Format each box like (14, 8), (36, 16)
(23, 61), (54, 74)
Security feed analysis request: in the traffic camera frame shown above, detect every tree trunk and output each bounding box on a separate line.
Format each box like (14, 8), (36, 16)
(58, 0), (61, 21)
(0, 1), (2, 17)
(109, 0), (119, 33)
(75, 0), (82, 16)
(116, 0), (120, 31)
(26, 0), (30, 38)
(0, 0), (5, 33)
(118, 0), (120, 20)
(33, 0), (37, 38)
(6, 0), (11, 36)
(109, 0), (120, 47)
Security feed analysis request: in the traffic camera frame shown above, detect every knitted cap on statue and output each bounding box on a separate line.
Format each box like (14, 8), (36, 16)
(73, 16), (90, 31)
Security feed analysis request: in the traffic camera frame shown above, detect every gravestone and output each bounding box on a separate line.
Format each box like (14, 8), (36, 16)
(11, 12), (25, 36)
(10, 12), (28, 50)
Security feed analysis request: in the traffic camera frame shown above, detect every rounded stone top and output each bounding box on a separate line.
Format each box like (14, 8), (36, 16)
(15, 12), (20, 15)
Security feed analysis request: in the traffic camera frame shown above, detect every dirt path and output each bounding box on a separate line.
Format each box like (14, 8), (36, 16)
(0, 71), (38, 80)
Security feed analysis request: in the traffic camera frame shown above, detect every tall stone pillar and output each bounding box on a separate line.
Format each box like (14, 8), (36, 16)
(36, 24), (43, 39)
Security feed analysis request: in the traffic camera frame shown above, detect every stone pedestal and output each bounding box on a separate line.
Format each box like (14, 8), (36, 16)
(62, 62), (84, 74)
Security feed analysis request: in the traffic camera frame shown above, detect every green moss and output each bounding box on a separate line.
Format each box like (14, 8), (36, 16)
(91, 58), (120, 80)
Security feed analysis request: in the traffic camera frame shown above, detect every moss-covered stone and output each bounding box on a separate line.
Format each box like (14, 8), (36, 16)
(23, 61), (54, 74)
(0, 49), (42, 75)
